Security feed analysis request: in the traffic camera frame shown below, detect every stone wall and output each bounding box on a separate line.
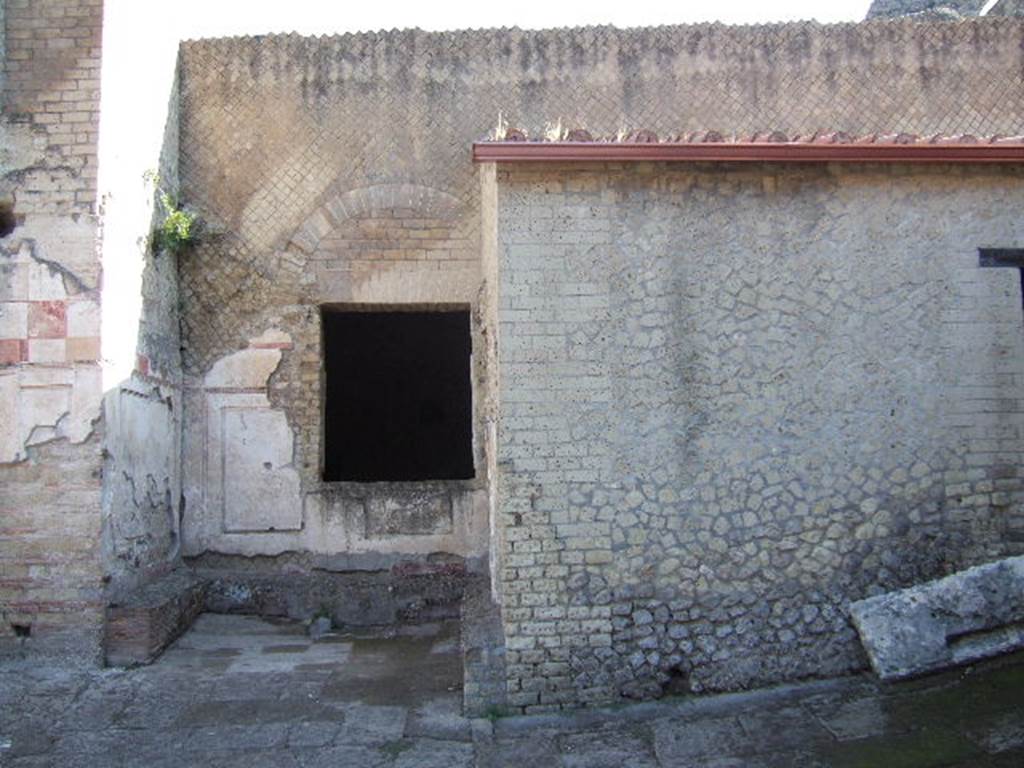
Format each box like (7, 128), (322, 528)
(990, 0), (1024, 16)
(176, 18), (1024, 570)
(493, 161), (1024, 711)
(174, 19), (1024, 704)
(866, 0), (1024, 18)
(866, 1), (988, 18)
(0, 0), (105, 661)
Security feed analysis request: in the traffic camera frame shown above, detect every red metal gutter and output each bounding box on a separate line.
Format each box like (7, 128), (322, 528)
(473, 141), (1024, 164)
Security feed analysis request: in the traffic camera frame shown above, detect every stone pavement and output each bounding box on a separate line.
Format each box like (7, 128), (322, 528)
(0, 614), (1021, 767)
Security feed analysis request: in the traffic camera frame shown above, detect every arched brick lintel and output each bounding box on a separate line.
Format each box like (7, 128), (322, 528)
(288, 183), (463, 255)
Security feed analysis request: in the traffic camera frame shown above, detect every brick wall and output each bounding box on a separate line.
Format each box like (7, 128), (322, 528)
(0, 0), (105, 661)
(313, 210), (475, 277)
(176, 20), (1024, 566)
(494, 162), (1024, 712)
(3, 0), (101, 215)
(165, 21), (1024, 713)
(178, 179), (490, 562)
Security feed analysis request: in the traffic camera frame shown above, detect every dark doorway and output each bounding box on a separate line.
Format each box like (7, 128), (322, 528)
(322, 308), (474, 482)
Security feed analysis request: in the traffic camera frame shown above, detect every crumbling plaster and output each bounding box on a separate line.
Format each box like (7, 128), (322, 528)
(0, 0), (105, 659)
(101, 379), (182, 590)
(0, 224), (102, 464)
(181, 326), (489, 563)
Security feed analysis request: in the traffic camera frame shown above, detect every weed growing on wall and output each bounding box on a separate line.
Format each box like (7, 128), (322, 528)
(144, 170), (200, 254)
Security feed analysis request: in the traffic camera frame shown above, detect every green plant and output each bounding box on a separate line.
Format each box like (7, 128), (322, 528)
(380, 740), (413, 758)
(484, 705), (509, 721)
(144, 170), (199, 254)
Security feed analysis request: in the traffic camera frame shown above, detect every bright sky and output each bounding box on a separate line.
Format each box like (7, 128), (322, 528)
(167, 0), (875, 38)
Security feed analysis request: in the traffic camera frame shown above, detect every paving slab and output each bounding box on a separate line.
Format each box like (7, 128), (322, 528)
(334, 703), (407, 745)
(804, 694), (894, 741)
(652, 714), (752, 764)
(293, 743), (389, 768)
(391, 738), (475, 768)
(406, 694), (473, 742)
(973, 711), (1024, 755)
(0, 614), (1021, 767)
(473, 734), (560, 768)
(559, 726), (659, 767)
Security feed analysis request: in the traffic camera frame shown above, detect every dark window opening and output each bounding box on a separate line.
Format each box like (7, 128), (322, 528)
(322, 308), (474, 482)
(979, 248), (1024, 313)
(0, 203), (17, 237)
(11, 623), (31, 638)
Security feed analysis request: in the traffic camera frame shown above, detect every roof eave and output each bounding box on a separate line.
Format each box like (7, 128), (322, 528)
(472, 142), (1024, 164)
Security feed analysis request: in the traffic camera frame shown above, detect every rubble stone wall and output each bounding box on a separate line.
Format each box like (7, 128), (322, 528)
(494, 161), (1024, 711)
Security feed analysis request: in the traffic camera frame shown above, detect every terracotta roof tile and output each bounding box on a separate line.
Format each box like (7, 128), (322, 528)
(484, 127), (1024, 146)
(475, 129), (1024, 163)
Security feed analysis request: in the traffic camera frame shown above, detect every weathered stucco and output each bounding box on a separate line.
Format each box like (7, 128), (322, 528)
(0, 0), (105, 661)
(101, 380), (182, 589)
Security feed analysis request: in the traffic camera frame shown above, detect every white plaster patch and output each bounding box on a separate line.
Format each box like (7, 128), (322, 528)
(221, 407), (302, 532)
(25, 424), (59, 448)
(11, 383), (70, 459)
(67, 299), (100, 337)
(16, 217), (100, 291)
(0, 373), (21, 462)
(0, 363), (102, 463)
(102, 377), (183, 571)
(0, 302), (28, 339)
(198, 331), (301, 536)
(204, 346), (282, 390)
(18, 365), (73, 387)
(28, 260), (67, 301)
(68, 365), (102, 443)
(248, 327), (292, 348)
(0, 119), (46, 178)
(27, 339), (65, 363)
(0, 261), (29, 302)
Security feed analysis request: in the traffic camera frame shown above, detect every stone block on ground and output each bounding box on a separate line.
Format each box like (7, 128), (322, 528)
(850, 556), (1024, 680)
(104, 569), (207, 666)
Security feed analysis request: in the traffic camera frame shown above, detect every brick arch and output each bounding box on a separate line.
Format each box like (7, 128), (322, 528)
(287, 183), (463, 255)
